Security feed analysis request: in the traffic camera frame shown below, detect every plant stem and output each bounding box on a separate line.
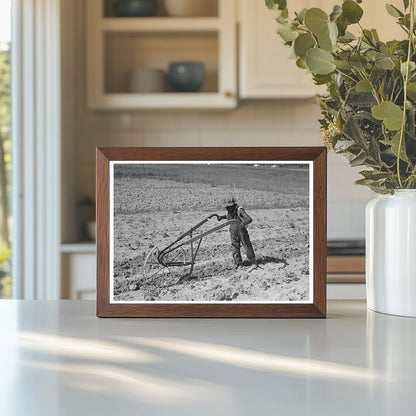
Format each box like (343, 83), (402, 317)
(397, 0), (415, 188)
(393, 85), (404, 104)
(390, 79), (398, 102)
(359, 69), (381, 104)
(334, 68), (358, 84)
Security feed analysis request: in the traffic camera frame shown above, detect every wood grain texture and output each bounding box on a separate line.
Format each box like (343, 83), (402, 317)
(313, 148), (327, 318)
(327, 256), (365, 274)
(96, 148), (110, 317)
(96, 147), (327, 318)
(327, 274), (365, 283)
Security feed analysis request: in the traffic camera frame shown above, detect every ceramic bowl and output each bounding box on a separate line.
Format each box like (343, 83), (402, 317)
(168, 62), (205, 92)
(128, 68), (167, 93)
(164, 0), (217, 17)
(114, 0), (158, 17)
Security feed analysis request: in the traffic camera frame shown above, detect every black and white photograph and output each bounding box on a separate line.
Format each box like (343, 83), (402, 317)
(110, 161), (313, 303)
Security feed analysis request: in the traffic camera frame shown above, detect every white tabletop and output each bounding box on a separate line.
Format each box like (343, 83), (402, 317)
(0, 300), (415, 416)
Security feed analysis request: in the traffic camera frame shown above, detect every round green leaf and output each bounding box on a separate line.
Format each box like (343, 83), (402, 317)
(328, 21), (338, 43)
(350, 54), (368, 70)
(296, 8), (307, 23)
(333, 60), (353, 70)
(342, 0), (363, 24)
(371, 29), (380, 42)
(407, 82), (416, 99)
(294, 33), (316, 57)
(304, 8), (329, 35)
(356, 79), (372, 92)
(385, 4), (403, 18)
(371, 101), (404, 131)
(277, 23), (298, 43)
(266, 0), (287, 11)
(306, 48), (335, 75)
(318, 30), (333, 52)
(384, 132), (408, 162)
(330, 5), (342, 22)
(339, 31), (356, 43)
(313, 74), (332, 85)
(401, 61), (416, 76)
(318, 22), (338, 52)
(375, 55), (395, 70)
(336, 15), (348, 36)
(296, 57), (308, 69)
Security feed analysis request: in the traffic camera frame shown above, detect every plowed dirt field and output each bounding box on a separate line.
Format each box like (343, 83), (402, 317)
(112, 164), (311, 302)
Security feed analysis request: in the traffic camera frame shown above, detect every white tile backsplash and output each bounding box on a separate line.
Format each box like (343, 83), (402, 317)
(178, 111), (227, 130)
(142, 130), (200, 147)
(328, 199), (369, 240)
(327, 153), (374, 201)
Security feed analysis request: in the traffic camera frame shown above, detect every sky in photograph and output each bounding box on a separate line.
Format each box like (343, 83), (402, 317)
(0, 0), (11, 50)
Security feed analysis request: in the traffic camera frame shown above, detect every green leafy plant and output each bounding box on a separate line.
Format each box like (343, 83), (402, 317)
(266, 0), (416, 193)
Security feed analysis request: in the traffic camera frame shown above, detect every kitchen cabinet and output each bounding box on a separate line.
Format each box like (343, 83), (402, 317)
(239, 0), (325, 99)
(238, 0), (404, 99)
(86, 0), (237, 109)
(61, 245), (96, 300)
(86, 0), (404, 108)
(327, 255), (366, 299)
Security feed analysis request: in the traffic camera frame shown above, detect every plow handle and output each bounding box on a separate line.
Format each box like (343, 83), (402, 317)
(175, 213), (223, 241)
(157, 214), (239, 267)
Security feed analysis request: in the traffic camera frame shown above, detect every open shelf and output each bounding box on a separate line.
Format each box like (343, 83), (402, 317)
(87, 0), (236, 109)
(91, 92), (234, 109)
(104, 31), (218, 94)
(102, 17), (221, 32)
(61, 242), (96, 254)
(103, 0), (219, 18)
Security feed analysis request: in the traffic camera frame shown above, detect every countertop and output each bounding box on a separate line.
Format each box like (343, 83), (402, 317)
(0, 300), (415, 415)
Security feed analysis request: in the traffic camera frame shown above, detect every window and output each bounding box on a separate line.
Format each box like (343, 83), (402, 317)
(0, 0), (11, 298)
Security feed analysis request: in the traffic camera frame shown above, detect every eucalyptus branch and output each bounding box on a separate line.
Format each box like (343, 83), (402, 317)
(267, 0), (416, 192)
(359, 23), (378, 49)
(397, 0), (415, 188)
(398, 23), (410, 35)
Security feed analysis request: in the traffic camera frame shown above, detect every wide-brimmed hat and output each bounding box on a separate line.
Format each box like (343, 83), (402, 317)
(221, 195), (236, 207)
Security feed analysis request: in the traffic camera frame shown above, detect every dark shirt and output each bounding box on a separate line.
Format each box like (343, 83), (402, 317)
(221, 204), (253, 227)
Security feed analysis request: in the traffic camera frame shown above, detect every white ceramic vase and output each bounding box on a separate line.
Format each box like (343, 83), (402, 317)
(366, 190), (416, 317)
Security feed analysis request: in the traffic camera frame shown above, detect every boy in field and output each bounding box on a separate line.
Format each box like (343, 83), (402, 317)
(218, 196), (258, 269)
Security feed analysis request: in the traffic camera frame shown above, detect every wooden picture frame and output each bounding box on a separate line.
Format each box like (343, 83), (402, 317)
(96, 147), (327, 318)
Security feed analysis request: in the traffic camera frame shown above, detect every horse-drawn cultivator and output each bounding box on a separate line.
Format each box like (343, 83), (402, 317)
(143, 214), (238, 285)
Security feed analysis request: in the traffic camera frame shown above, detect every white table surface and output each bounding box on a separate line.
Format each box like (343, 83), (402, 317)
(0, 300), (415, 416)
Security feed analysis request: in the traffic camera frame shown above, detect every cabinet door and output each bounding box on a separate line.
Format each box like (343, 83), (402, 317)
(61, 253), (96, 300)
(239, 0), (326, 99)
(238, 0), (404, 99)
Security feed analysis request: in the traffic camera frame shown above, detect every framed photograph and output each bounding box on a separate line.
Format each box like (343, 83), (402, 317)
(96, 147), (326, 318)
